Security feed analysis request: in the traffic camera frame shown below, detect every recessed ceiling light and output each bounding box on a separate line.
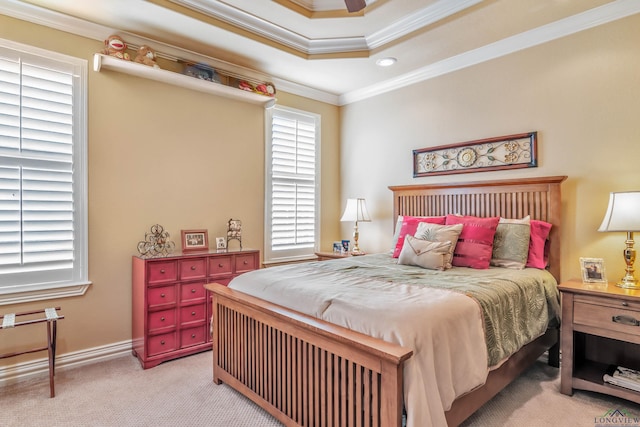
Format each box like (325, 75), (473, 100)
(376, 57), (397, 67)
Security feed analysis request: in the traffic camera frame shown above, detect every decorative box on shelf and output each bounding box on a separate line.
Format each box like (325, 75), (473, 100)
(131, 249), (259, 369)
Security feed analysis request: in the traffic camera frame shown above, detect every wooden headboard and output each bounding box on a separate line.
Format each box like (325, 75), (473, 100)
(389, 175), (567, 281)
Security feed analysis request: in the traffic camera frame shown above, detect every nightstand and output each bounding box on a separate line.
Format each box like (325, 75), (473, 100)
(559, 279), (640, 404)
(314, 251), (352, 261)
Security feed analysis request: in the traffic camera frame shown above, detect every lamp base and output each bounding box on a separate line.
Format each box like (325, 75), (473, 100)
(616, 276), (640, 290)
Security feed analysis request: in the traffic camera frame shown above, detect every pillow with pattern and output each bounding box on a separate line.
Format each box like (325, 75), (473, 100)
(392, 215), (446, 258)
(491, 216), (531, 269)
(398, 235), (453, 270)
(414, 222), (463, 269)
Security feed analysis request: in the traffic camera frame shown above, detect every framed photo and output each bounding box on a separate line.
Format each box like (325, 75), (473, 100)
(181, 229), (208, 252)
(580, 257), (607, 283)
(215, 237), (227, 250)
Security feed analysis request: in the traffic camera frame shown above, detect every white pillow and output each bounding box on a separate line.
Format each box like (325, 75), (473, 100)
(398, 235), (452, 270)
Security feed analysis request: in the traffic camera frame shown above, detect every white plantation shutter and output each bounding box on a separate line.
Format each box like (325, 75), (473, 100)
(265, 107), (320, 262)
(0, 40), (88, 301)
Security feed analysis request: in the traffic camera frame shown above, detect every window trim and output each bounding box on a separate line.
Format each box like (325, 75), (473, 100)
(0, 38), (90, 306)
(264, 105), (321, 264)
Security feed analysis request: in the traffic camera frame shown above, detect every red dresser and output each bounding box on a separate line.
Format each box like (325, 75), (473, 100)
(132, 249), (259, 369)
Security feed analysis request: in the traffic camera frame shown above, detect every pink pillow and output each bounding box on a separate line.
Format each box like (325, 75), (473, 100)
(392, 216), (446, 258)
(526, 220), (552, 269)
(445, 215), (500, 269)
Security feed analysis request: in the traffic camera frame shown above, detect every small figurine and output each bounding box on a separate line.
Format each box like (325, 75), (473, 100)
(102, 34), (130, 60)
(226, 218), (242, 249)
(134, 45), (160, 68)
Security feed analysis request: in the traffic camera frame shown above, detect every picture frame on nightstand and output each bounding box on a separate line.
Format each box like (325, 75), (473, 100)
(580, 257), (607, 283)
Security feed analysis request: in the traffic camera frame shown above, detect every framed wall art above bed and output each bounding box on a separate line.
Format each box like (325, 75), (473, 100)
(413, 131), (538, 177)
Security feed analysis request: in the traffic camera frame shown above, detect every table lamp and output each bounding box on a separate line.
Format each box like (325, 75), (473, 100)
(598, 191), (640, 289)
(340, 198), (371, 255)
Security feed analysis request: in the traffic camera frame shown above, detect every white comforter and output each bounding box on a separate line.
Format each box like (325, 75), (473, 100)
(229, 256), (489, 427)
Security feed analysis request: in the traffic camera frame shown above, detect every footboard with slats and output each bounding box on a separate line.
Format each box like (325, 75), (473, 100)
(205, 283), (413, 427)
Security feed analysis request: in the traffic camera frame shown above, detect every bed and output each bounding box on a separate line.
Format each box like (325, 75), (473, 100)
(204, 175), (566, 427)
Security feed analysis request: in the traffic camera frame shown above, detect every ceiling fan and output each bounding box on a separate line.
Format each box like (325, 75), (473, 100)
(344, 0), (366, 13)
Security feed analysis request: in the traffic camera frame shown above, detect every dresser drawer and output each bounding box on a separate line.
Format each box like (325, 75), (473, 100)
(148, 308), (177, 331)
(574, 300), (640, 336)
(235, 253), (258, 274)
(180, 258), (207, 280)
(180, 304), (206, 325)
(181, 325), (207, 348)
(147, 261), (177, 284)
(209, 255), (233, 278)
(147, 332), (177, 356)
(180, 281), (206, 303)
(147, 285), (177, 307)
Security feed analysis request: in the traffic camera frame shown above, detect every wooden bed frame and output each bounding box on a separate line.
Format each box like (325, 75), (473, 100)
(204, 175), (567, 427)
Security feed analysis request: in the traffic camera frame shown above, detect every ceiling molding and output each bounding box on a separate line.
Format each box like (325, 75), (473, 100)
(339, 0), (640, 105)
(366, 0), (482, 50)
(171, 0), (481, 56)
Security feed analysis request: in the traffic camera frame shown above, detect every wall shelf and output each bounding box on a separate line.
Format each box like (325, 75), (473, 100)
(93, 54), (276, 108)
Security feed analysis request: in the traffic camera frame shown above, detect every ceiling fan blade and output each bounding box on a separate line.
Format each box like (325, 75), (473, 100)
(344, 0), (366, 13)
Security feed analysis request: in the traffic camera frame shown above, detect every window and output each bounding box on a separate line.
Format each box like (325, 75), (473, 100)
(265, 106), (320, 263)
(0, 39), (88, 305)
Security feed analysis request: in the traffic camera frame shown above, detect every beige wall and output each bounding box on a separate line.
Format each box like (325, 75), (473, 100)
(0, 15), (340, 366)
(340, 14), (640, 283)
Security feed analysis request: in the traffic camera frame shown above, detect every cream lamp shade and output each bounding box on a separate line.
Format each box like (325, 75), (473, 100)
(340, 198), (371, 254)
(598, 191), (640, 289)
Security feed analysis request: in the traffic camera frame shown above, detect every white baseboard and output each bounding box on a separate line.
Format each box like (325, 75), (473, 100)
(0, 339), (133, 386)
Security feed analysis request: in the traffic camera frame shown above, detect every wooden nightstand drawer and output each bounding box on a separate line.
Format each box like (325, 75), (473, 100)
(574, 301), (640, 336)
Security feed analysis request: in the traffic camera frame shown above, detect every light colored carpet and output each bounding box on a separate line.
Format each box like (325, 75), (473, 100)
(1, 351), (639, 426)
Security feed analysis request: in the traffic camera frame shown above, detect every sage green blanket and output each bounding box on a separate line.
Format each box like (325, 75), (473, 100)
(281, 253), (560, 367)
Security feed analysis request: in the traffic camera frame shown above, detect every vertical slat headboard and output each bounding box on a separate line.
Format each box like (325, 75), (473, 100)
(389, 176), (567, 281)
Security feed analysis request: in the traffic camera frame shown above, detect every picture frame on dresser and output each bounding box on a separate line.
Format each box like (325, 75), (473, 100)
(181, 229), (208, 252)
(580, 257), (607, 283)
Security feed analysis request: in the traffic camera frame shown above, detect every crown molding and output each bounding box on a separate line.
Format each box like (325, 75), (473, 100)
(172, 0), (480, 55)
(366, 0), (481, 50)
(340, 0), (640, 105)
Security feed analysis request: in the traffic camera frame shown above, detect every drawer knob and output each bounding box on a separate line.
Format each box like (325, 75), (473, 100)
(191, 265), (197, 270)
(191, 311), (196, 316)
(218, 263), (224, 268)
(243, 260), (248, 265)
(160, 269), (165, 273)
(191, 288), (196, 293)
(191, 334), (196, 338)
(612, 314), (640, 326)
(160, 316), (165, 321)
(622, 302), (629, 307)
(160, 340), (165, 345)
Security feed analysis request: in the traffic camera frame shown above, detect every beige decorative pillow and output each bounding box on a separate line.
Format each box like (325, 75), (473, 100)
(398, 235), (453, 270)
(491, 216), (531, 269)
(414, 222), (463, 269)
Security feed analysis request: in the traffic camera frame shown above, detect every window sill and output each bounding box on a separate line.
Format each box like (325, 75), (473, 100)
(0, 281), (92, 306)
